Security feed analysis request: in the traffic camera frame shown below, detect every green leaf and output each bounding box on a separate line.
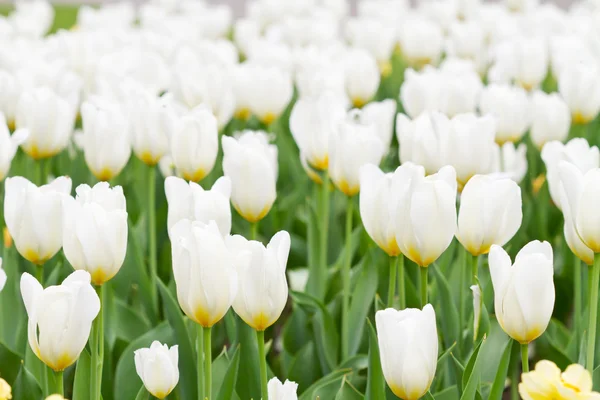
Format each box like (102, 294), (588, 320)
(12, 364), (42, 400)
(286, 342), (322, 390)
(348, 252), (378, 356)
(431, 263), (460, 350)
(112, 299), (151, 343)
(460, 338), (485, 400)
(157, 279), (197, 400)
(365, 320), (386, 400)
(434, 385), (459, 400)
(423, 391), (436, 400)
(437, 342), (457, 369)
(235, 317), (261, 400)
(0, 341), (21, 384)
(488, 339), (513, 400)
(134, 385), (149, 400)
(298, 369), (351, 400)
(216, 345), (241, 400)
(73, 349), (91, 400)
(335, 377), (364, 400)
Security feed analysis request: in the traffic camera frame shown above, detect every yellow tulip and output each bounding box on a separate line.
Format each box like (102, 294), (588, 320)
(0, 378), (11, 400)
(519, 361), (600, 399)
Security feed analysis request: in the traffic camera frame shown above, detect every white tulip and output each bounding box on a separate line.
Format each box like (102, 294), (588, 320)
(489, 241), (555, 343)
(359, 164), (402, 256)
(530, 92), (570, 149)
(376, 305), (438, 400)
(541, 139), (599, 211)
(488, 36), (549, 90)
(494, 142), (528, 184)
(471, 284), (482, 338)
(345, 17), (396, 70)
(4, 176), (72, 265)
(222, 131), (278, 223)
(558, 62), (600, 125)
(395, 163), (457, 267)
(227, 231), (290, 331)
(164, 176), (231, 237)
(170, 106), (219, 182)
(80, 99), (131, 181)
(479, 84), (530, 144)
(0, 113), (27, 181)
(360, 99), (397, 151)
(289, 91), (347, 171)
(438, 66), (483, 118)
(0, 258), (6, 292)
(446, 21), (486, 71)
(127, 90), (175, 166)
(234, 18), (261, 56)
(329, 110), (385, 197)
(245, 40), (294, 75)
(20, 270), (100, 371)
(62, 183), (128, 285)
(9, 0), (54, 38)
(343, 48), (380, 108)
(398, 16), (444, 68)
(400, 67), (442, 119)
(268, 377), (298, 400)
(0, 70), (21, 127)
(134, 341), (179, 399)
(16, 87), (76, 160)
(505, 0), (538, 13)
(457, 175), (522, 256)
(170, 219), (237, 327)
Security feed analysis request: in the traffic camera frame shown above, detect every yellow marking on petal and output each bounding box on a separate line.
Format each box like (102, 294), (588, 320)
(495, 135), (521, 146)
(23, 249), (49, 265)
(234, 203), (272, 223)
(379, 60), (393, 78)
(532, 174), (546, 196)
(6, 119), (14, 132)
(182, 169), (207, 183)
(352, 97), (367, 109)
(407, 57), (433, 70)
(335, 179), (359, 197)
(382, 237), (401, 257)
(23, 144), (59, 160)
(234, 108), (251, 121)
(3, 228), (11, 249)
(311, 156), (329, 171)
(94, 167), (115, 182)
(261, 113), (277, 126)
(139, 151), (160, 166)
(43, 352), (75, 372)
(573, 112), (592, 125)
(151, 390), (170, 399)
(250, 312), (272, 331)
(389, 384), (425, 400)
(90, 268), (117, 286)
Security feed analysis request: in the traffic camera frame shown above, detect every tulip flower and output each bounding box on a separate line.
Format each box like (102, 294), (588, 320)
(20, 270), (100, 371)
(45, 396), (66, 400)
(457, 175), (522, 256)
(80, 99), (131, 181)
(165, 176), (231, 237)
(222, 131), (278, 223)
(0, 378), (10, 400)
(360, 99), (397, 152)
(0, 70), (20, 129)
(519, 361), (600, 400)
(16, 87), (76, 160)
(62, 182), (128, 285)
(471, 284), (482, 340)
(558, 61), (600, 125)
(345, 17), (396, 73)
(529, 91), (570, 149)
(4, 176), (72, 266)
(268, 377), (298, 400)
(398, 16), (444, 68)
(541, 138), (599, 211)
(400, 67), (442, 119)
(376, 305), (438, 400)
(446, 21), (486, 74)
(170, 105), (219, 182)
(479, 84), (530, 144)
(329, 110), (385, 197)
(343, 48), (380, 108)
(494, 142), (528, 184)
(0, 114), (27, 181)
(489, 241), (554, 344)
(134, 341), (179, 399)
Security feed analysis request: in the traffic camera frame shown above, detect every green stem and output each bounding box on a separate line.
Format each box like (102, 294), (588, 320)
(134, 385), (150, 400)
(250, 221), (259, 241)
(257, 330), (268, 400)
(510, 341), (520, 400)
(341, 196), (353, 361)
(319, 171), (330, 299)
(203, 327), (212, 400)
(575, 254), (582, 347)
(387, 256), (398, 308)
(587, 253), (600, 373)
(90, 285), (104, 400)
(397, 255), (405, 310)
(148, 166), (158, 316)
(420, 267), (428, 307)
(197, 325), (204, 400)
(471, 254), (479, 284)
(41, 365), (48, 396)
(521, 343), (529, 373)
(458, 249), (467, 356)
(55, 370), (64, 396)
(34, 159), (43, 186)
(36, 264), (43, 286)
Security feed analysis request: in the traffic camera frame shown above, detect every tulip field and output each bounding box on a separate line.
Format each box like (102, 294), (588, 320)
(2, 0), (600, 399)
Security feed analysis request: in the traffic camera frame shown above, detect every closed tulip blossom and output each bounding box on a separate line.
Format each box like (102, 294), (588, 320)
(222, 130), (277, 223)
(494, 142), (528, 184)
(558, 61), (600, 125)
(0, 114), (27, 181)
(80, 99), (131, 181)
(489, 241), (555, 343)
(457, 175), (522, 256)
(376, 305), (438, 400)
(343, 48), (380, 108)
(479, 84), (530, 144)
(170, 219), (237, 327)
(400, 67), (442, 119)
(394, 164), (457, 267)
(170, 106), (219, 182)
(520, 361), (600, 400)
(4, 176), (72, 265)
(16, 87), (76, 160)
(164, 176), (231, 237)
(227, 230), (290, 331)
(134, 341), (179, 399)
(62, 182), (128, 285)
(268, 377), (298, 400)
(345, 17), (396, 73)
(329, 110), (385, 197)
(20, 270), (100, 371)
(398, 16), (444, 68)
(360, 99), (397, 152)
(529, 92), (570, 149)
(488, 36), (549, 90)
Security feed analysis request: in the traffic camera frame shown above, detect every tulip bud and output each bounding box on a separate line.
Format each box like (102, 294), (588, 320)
(0, 114), (27, 181)
(62, 182), (128, 285)
(558, 62), (600, 125)
(529, 91), (570, 149)
(0, 70), (21, 129)
(446, 21), (486, 73)
(170, 106), (219, 182)
(222, 131), (277, 223)
(268, 377), (298, 400)
(376, 305), (438, 400)
(4, 176), (72, 265)
(80, 100), (131, 181)
(21, 270), (100, 371)
(359, 164), (401, 256)
(541, 138), (599, 211)
(227, 231), (290, 331)
(289, 91), (347, 171)
(16, 87), (76, 160)
(395, 163), (457, 267)
(479, 84), (530, 144)
(489, 241), (555, 343)
(493, 142), (528, 184)
(360, 99), (397, 151)
(346, 17), (396, 71)
(164, 176), (231, 237)
(398, 16), (444, 68)
(134, 341), (179, 399)
(343, 48), (380, 108)
(457, 175), (522, 256)
(170, 219), (238, 327)
(0, 378), (11, 400)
